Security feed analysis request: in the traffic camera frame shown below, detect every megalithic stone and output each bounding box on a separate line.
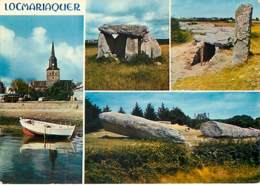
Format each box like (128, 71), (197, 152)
(232, 4), (253, 63)
(99, 112), (185, 143)
(201, 121), (260, 138)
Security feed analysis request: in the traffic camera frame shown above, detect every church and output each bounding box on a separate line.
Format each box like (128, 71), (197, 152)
(30, 42), (72, 91)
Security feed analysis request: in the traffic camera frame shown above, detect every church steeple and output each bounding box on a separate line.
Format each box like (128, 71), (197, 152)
(51, 41), (55, 57)
(47, 41), (59, 70)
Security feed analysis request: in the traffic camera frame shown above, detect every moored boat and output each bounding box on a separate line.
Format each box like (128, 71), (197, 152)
(20, 118), (76, 139)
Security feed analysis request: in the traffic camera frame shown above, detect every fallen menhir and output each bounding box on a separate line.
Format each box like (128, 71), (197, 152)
(201, 121), (260, 138)
(99, 112), (185, 142)
(97, 24), (161, 61)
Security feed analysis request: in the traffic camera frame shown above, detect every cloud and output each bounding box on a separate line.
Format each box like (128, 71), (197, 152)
(85, 0), (169, 39)
(0, 26), (83, 85)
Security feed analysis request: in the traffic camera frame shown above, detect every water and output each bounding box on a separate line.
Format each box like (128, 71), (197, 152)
(0, 135), (82, 184)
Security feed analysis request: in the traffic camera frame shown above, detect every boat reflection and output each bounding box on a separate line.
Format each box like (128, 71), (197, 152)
(20, 137), (76, 170)
(20, 137), (76, 153)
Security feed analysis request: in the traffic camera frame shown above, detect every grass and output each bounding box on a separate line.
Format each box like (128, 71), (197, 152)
(173, 22), (260, 90)
(85, 44), (169, 90)
(160, 165), (260, 183)
(0, 116), (22, 136)
(86, 130), (260, 183)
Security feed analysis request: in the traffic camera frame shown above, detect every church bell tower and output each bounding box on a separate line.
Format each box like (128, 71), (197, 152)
(46, 42), (60, 87)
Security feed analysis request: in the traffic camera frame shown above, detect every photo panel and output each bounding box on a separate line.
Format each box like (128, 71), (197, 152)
(85, 91), (260, 183)
(171, 0), (260, 90)
(85, 0), (170, 90)
(0, 1), (84, 184)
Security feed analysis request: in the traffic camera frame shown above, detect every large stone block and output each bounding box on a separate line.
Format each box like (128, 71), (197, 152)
(201, 121), (260, 138)
(99, 112), (185, 142)
(125, 37), (138, 60)
(232, 4), (253, 63)
(97, 32), (111, 59)
(141, 34), (161, 58)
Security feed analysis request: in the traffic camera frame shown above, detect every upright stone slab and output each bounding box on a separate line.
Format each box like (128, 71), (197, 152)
(125, 37), (138, 60)
(97, 33), (111, 59)
(232, 4), (253, 63)
(141, 34), (161, 59)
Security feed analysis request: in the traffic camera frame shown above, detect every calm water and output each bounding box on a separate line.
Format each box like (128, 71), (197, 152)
(0, 135), (82, 184)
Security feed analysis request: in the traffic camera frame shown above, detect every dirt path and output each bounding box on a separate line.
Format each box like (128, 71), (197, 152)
(171, 42), (234, 86)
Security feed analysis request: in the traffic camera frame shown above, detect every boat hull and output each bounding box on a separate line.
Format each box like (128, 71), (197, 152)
(20, 118), (76, 139)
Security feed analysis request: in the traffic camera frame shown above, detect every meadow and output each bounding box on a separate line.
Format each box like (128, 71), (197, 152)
(85, 44), (169, 90)
(85, 129), (260, 183)
(172, 22), (260, 90)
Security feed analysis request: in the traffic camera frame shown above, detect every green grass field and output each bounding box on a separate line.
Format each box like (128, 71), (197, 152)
(85, 45), (169, 90)
(86, 130), (260, 183)
(172, 22), (260, 90)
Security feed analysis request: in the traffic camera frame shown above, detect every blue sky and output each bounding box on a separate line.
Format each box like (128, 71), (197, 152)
(0, 16), (83, 86)
(86, 92), (260, 119)
(172, 0), (260, 18)
(86, 0), (169, 40)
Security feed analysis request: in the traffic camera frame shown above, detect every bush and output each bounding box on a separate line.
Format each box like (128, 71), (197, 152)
(193, 140), (260, 166)
(86, 139), (260, 183)
(0, 116), (19, 125)
(171, 18), (192, 44)
(86, 142), (190, 183)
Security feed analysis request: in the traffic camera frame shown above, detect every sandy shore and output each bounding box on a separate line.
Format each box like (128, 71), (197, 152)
(0, 101), (83, 124)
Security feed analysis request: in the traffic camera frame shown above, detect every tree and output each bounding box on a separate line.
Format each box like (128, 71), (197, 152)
(144, 103), (157, 120)
(46, 81), (74, 101)
(157, 103), (170, 121)
(226, 115), (256, 128)
(169, 107), (190, 125)
(118, 107), (126, 114)
(85, 98), (102, 133)
(103, 105), (111, 112)
(255, 117), (260, 129)
(11, 79), (30, 97)
(131, 102), (143, 117)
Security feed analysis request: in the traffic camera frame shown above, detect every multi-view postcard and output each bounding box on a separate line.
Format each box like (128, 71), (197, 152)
(0, 0), (84, 184)
(1, 0), (260, 185)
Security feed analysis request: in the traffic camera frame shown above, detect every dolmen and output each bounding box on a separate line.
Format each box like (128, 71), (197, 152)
(97, 24), (161, 61)
(201, 121), (260, 138)
(99, 112), (185, 143)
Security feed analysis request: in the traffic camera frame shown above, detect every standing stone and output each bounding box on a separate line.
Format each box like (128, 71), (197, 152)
(97, 33), (111, 59)
(125, 37), (138, 60)
(99, 112), (185, 142)
(141, 34), (161, 58)
(232, 4), (253, 63)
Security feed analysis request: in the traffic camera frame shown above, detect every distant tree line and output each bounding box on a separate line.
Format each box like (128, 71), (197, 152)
(8, 79), (74, 101)
(85, 99), (260, 132)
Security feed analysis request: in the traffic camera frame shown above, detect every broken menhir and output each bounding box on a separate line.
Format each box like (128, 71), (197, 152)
(97, 24), (161, 61)
(232, 4), (253, 63)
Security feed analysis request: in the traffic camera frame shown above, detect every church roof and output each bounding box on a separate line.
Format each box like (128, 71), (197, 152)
(31, 80), (47, 88)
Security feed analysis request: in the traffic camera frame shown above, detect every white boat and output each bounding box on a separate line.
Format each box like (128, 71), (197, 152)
(20, 118), (76, 139)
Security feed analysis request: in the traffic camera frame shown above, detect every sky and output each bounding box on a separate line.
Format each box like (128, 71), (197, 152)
(86, 0), (169, 40)
(86, 92), (260, 119)
(0, 16), (84, 86)
(172, 0), (260, 18)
